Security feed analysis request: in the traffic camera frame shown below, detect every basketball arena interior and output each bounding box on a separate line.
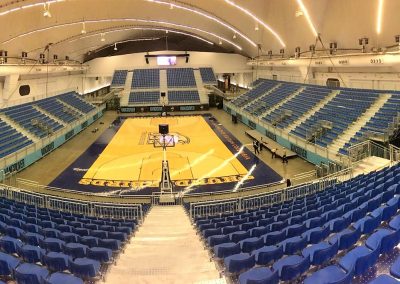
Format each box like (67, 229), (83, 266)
(1, 0), (400, 283)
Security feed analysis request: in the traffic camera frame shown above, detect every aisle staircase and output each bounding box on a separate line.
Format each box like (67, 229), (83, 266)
(106, 206), (224, 284)
(259, 87), (305, 117)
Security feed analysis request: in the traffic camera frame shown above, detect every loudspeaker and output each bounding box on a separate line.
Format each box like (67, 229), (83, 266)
(160, 92), (166, 97)
(159, 124), (169, 135)
(146, 57), (149, 64)
(185, 56), (189, 63)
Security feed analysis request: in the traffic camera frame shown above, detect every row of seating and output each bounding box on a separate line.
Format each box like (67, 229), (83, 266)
(168, 90), (200, 104)
(128, 91), (160, 105)
(111, 70), (128, 87)
(199, 67), (217, 84)
(0, 196), (139, 283)
(0, 119), (32, 159)
(166, 68), (197, 88)
(189, 163), (400, 283)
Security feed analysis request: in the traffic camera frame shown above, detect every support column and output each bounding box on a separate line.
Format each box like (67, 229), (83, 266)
(3, 74), (20, 102)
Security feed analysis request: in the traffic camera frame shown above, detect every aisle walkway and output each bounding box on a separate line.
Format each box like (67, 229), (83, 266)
(106, 206), (225, 284)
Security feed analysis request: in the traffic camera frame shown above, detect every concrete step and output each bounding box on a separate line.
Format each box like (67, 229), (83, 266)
(33, 105), (66, 127)
(105, 206), (224, 284)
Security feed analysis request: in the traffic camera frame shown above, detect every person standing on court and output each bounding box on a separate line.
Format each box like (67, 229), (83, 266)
(271, 148), (277, 159)
(253, 140), (260, 155)
(282, 148), (288, 164)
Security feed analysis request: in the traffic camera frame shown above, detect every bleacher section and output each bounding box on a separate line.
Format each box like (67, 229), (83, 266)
(340, 95), (400, 154)
(168, 90), (200, 104)
(0, 92), (97, 159)
(0, 195), (140, 283)
(0, 119), (33, 159)
(36, 97), (79, 123)
(232, 80), (279, 108)
(166, 68), (196, 88)
(128, 92), (160, 105)
(199, 68), (217, 84)
(188, 163), (400, 284)
(131, 69), (160, 89)
(111, 70), (128, 87)
(4, 105), (63, 138)
(291, 90), (378, 148)
(247, 84), (299, 116)
(263, 86), (331, 129)
(58, 92), (96, 114)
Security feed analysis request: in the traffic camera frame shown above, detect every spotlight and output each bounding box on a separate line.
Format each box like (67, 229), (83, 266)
(53, 54), (58, 61)
(295, 46), (301, 58)
(21, 51), (27, 64)
(395, 35), (400, 43)
(43, 2), (51, 18)
(219, 40), (222, 45)
(100, 33), (105, 42)
(114, 43), (117, 51)
(233, 33), (237, 39)
(309, 44), (315, 54)
(81, 22), (86, 34)
(166, 30), (169, 34)
(0, 51), (7, 64)
(65, 56), (69, 61)
(145, 57), (149, 64)
(359, 37), (369, 52)
(255, 23), (259, 31)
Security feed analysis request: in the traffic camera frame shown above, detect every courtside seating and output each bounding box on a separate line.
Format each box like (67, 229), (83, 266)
(111, 70), (128, 87)
(0, 119), (32, 159)
(189, 163), (400, 283)
(199, 68), (217, 84)
(0, 195), (140, 283)
(132, 69), (160, 89)
(166, 68), (196, 88)
(168, 90), (200, 104)
(128, 92), (160, 105)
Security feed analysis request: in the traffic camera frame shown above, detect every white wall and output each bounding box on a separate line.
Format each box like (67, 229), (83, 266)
(255, 67), (400, 91)
(86, 51), (250, 76)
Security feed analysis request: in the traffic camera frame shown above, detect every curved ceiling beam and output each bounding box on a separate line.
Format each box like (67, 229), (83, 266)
(147, 0), (257, 47)
(0, 0), (64, 16)
(0, 18), (243, 50)
(223, 0), (286, 48)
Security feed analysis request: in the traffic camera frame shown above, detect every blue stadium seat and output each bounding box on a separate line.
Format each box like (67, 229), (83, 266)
(44, 272), (84, 284)
(238, 267), (279, 284)
(15, 263), (50, 284)
(224, 253), (255, 275)
(272, 255), (310, 281)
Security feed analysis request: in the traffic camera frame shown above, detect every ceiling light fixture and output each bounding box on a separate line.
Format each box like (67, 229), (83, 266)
(114, 43), (117, 51)
(376, 0), (384, 34)
(223, 0), (285, 47)
(147, 0), (256, 47)
(43, 2), (51, 18)
(219, 40), (222, 45)
(100, 33), (105, 42)
(81, 22), (86, 34)
(2, 18), (241, 50)
(233, 33), (236, 39)
(255, 23), (259, 31)
(295, 0), (318, 37)
(0, 0), (64, 16)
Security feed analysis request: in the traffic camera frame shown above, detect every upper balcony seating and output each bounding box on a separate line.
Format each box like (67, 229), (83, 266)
(36, 97), (78, 124)
(0, 119), (32, 159)
(291, 90), (378, 147)
(199, 68), (217, 84)
(132, 69), (160, 89)
(111, 70), (128, 87)
(128, 92), (160, 105)
(168, 90), (200, 104)
(58, 92), (96, 114)
(166, 68), (197, 88)
(263, 86), (331, 129)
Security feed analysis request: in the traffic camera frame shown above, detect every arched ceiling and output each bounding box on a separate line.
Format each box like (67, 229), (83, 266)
(0, 0), (399, 63)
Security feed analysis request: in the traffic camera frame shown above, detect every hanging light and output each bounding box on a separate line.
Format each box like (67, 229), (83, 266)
(114, 43), (117, 51)
(43, 2), (51, 17)
(100, 33), (105, 42)
(233, 33), (237, 39)
(219, 39), (222, 45)
(81, 22), (86, 34)
(255, 23), (259, 31)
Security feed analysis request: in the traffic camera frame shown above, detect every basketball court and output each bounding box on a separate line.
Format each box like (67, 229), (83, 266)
(50, 114), (282, 195)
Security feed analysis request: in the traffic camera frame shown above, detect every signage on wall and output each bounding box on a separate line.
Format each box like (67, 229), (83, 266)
(41, 142), (55, 157)
(4, 159), (25, 174)
(179, 106), (195, 111)
(226, 107), (232, 114)
(290, 144), (308, 158)
(81, 121), (88, 129)
(236, 113), (242, 122)
(65, 130), (75, 141)
(265, 129), (277, 141)
(338, 59), (349, 65)
(120, 107), (135, 113)
(150, 106), (163, 112)
(248, 120), (256, 129)
(370, 58), (383, 64)
(93, 114), (99, 121)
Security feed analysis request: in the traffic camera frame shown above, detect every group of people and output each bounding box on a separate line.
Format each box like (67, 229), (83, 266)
(252, 138), (289, 164)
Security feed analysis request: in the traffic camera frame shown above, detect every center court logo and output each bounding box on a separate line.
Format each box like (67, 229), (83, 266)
(147, 132), (190, 146)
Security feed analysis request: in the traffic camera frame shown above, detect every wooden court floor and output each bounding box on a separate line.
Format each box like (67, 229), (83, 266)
(82, 116), (248, 187)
